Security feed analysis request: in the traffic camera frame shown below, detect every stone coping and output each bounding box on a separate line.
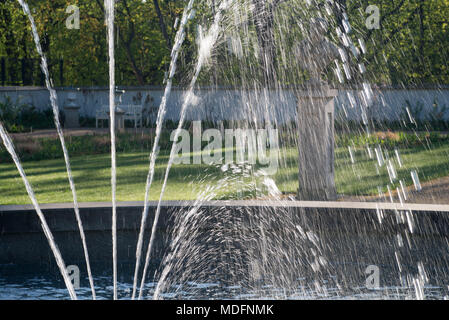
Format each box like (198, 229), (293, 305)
(1, 200), (449, 213)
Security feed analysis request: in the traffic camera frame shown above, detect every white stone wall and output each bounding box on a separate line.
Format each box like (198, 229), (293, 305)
(1, 86), (448, 123)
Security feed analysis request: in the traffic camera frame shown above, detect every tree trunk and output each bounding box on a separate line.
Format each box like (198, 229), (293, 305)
(251, 0), (277, 87)
(153, 0), (171, 49)
(418, 0), (426, 75)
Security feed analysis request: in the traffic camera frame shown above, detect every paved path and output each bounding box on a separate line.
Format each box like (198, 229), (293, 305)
(341, 176), (449, 205)
(11, 128), (108, 139)
(11, 128), (156, 139)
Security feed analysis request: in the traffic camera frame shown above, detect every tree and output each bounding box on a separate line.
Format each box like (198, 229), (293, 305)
(0, 0), (448, 87)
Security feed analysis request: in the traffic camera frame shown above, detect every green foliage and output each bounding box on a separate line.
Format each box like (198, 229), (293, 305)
(0, 97), (55, 133)
(0, 131), (173, 163)
(335, 130), (448, 149)
(0, 1), (448, 86)
(345, 0), (449, 85)
(0, 0), (188, 86)
(0, 97), (24, 132)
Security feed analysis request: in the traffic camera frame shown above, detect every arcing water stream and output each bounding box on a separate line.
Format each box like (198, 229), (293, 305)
(15, 0), (96, 299)
(131, 0), (196, 300)
(104, 0), (118, 301)
(0, 124), (77, 300)
(136, 0), (233, 299)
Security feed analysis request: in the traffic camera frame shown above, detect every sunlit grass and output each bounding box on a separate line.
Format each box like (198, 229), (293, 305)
(1, 142), (449, 205)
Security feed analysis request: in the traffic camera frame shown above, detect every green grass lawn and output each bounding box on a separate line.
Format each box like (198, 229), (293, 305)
(1, 143), (449, 205)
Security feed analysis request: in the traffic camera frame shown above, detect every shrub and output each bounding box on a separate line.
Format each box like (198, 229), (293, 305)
(0, 97), (25, 132)
(0, 97), (56, 133)
(336, 130), (448, 149)
(16, 141), (43, 155)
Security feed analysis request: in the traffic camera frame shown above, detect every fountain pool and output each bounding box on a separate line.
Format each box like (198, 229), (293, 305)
(1, 201), (448, 300)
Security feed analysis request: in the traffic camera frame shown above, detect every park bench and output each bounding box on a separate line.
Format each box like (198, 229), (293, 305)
(96, 105), (143, 128)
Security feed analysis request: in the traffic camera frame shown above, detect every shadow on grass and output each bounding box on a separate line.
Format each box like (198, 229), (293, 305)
(2, 142), (449, 203)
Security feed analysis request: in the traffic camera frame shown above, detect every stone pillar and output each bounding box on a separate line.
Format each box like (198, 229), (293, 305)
(297, 85), (337, 201)
(64, 92), (81, 128)
(115, 107), (125, 133)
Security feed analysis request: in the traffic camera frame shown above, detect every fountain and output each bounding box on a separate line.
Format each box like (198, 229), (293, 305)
(0, 0), (448, 301)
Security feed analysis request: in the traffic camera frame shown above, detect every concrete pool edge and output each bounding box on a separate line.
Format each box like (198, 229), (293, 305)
(2, 200), (449, 213)
(1, 200), (449, 237)
(1, 200), (449, 266)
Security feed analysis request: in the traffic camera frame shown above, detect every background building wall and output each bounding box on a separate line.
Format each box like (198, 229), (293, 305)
(1, 86), (449, 124)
